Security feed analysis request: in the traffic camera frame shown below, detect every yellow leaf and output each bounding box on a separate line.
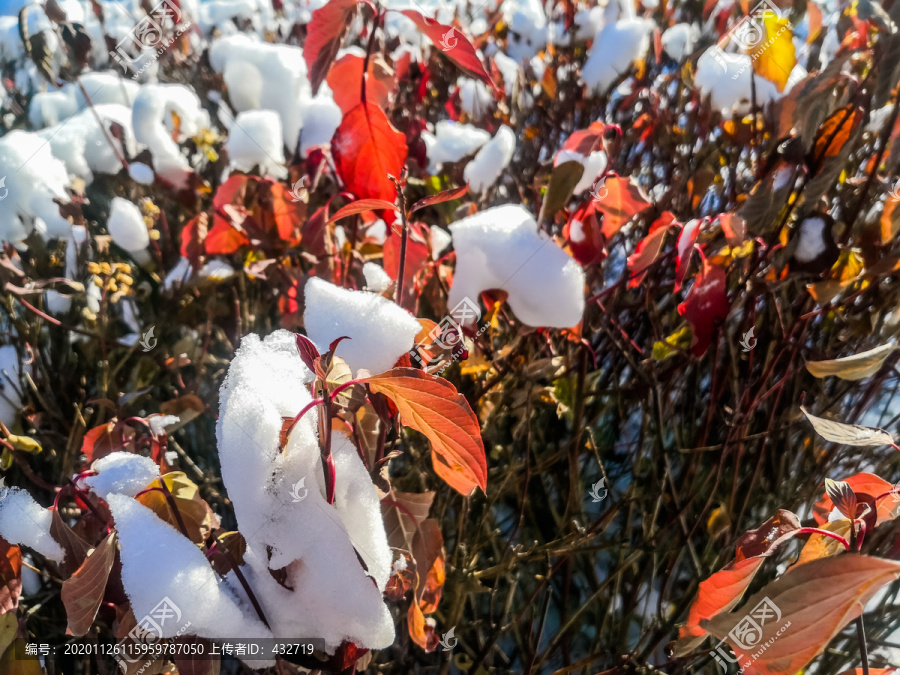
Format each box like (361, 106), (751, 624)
(795, 518), (850, 566)
(749, 11), (796, 92)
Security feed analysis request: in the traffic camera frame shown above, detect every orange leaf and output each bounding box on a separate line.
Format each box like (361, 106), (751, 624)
(399, 11), (495, 89)
(81, 421), (117, 463)
(61, 531), (116, 635)
(268, 182), (305, 245)
(366, 368), (487, 495)
(814, 105), (864, 161)
(326, 53), (395, 115)
(704, 555), (900, 675)
(627, 211), (676, 287)
(332, 102), (408, 203)
(560, 121), (606, 156)
(881, 195), (900, 244)
(327, 198), (399, 224)
(794, 519), (850, 567)
(593, 175), (652, 238)
(0, 538), (21, 615)
(812, 472), (899, 526)
(303, 0), (358, 94)
(205, 216), (249, 255)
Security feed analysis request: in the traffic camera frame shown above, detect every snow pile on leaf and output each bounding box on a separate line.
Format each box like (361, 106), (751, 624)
(226, 110), (287, 179)
(464, 125), (516, 192)
(107, 198), (150, 257)
(83, 452), (160, 499)
(0, 485), (64, 562)
(216, 330), (394, 650)
(303, 277), (420, 374)
(449, 204), (585, 327)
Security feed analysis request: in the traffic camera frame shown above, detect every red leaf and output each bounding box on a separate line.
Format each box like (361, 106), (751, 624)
(560, 120), (606, 156)
(409, 185), (469, 216)
(383, 224), (429, 309)
(327, 53), (395, 115)
(303, 0), (358, 95)
(295, 334), (320, 372)
(592, 175), (652, 238)
(0, 538), (21, 614)
(564, 201), (605, 266)
(627, 211), (677, 287)
(366, 368), (487, 495)
(677, 258), (729, 356)
(332, 102), (408, 203)
(327, 198), (399, 224)
(676, 510), (800, 654)
(399, 11), (495, 89)
(205, 214), (249, 255)
(61, 531), (116, 635)
(675, 217), (704, 291)
(180, 213), (207, 265)
(813, 472), (899, 526)
(81, 422), (117, 463)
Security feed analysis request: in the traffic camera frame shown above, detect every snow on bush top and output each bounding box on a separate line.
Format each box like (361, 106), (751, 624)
(83, 452), (160, 499)
(449, 204), (586, 328)
(0, 485), (64, 562)
(303, 277), (421, 375)
(216, 330), (394, 650)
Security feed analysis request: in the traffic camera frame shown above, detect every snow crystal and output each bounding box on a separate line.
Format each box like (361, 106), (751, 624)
(108, 198), (149, 253)
(227, 110), (287, 179)
(0, 345), (30, 428)
(581, 19), (653, 95)
(84, 452), (160, 499)
(464, 125), (515, 193)
(0, 486), (64, 562)
(449, 204), (585, 327)
(216, 331), (395, 650)
(795, 216), (827, 262)
(108, 493), (272, 641)
(362, 262), (392, 293)
(0, 130), (71, 242)
(422, 120), (491, 172)
(132, 84), (210, 187)
(303, 277), (420, 375)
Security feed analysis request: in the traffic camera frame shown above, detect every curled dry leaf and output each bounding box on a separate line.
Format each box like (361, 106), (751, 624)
(61, 531), (117, 636)
(801, 406), (895, 446)
(806, 343), (897, 380)
(703, 555), (900, 675)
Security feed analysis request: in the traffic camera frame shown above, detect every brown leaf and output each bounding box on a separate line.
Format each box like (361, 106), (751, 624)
(704, 555), (900, 675)
(538, 160), (584, 222)
(0, 539), (21, 614)
(366, 368), (487, 495)
(382, 489), (435, 552)
(50, 508), (91, 576)
(61, 531), (116, 635)
(136, 472), (219, 544)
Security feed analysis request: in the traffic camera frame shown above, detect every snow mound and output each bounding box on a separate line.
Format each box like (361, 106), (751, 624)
(464, 125), (515, 193)
(298, 93), (342, 154)
(581, 19), (653, 95)
(108, 493), (271, 641)
(84, 452), (160, 499)
(226, 110), (287, 179)
(216, 331), (395, 650)
(132, 84), (209, 188)
(362, 261), (392, 293)
(108, 198), (149, 253)
(0, 486), (64, 562)
(209, 34), (311, 151)
(449, 204), (585, 327)
(422, 120), (491, 172)
(304, 277), (420, 375)
(0, 130), (71, 242)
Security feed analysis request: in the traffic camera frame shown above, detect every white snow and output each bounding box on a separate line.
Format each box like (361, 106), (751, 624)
(464, 125), (515, 193)
(226, 110), (287, 179)
(422, 120), (491, 172)
(661, 23), (697, 62)
(556, 148), (608, 194)
(0, 485), (64, 562)
(108, 493), (272, 641)
(83, 452), (160, 499)
(457, 78), (493, 118)
(362, 262), (392, 293)
(132, 84), (210, 188)
(430, 226), (452, 258)
(448, 204), (585, 327)
(0, 130), (71, 242)
(796, 216), (827, 262)
(198, 259), (236, 281)
(209, 34), (311, 151)
(108, 198), (149, 253)
(216, 331), (395, 650)
(29, 73), (140, 129)
(298, 93), (341, 154)
(303, 277), (420, 375)
(581, 19), (653, 95)
(128, 162), (155, 185)
(501, 0), (548, 62)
